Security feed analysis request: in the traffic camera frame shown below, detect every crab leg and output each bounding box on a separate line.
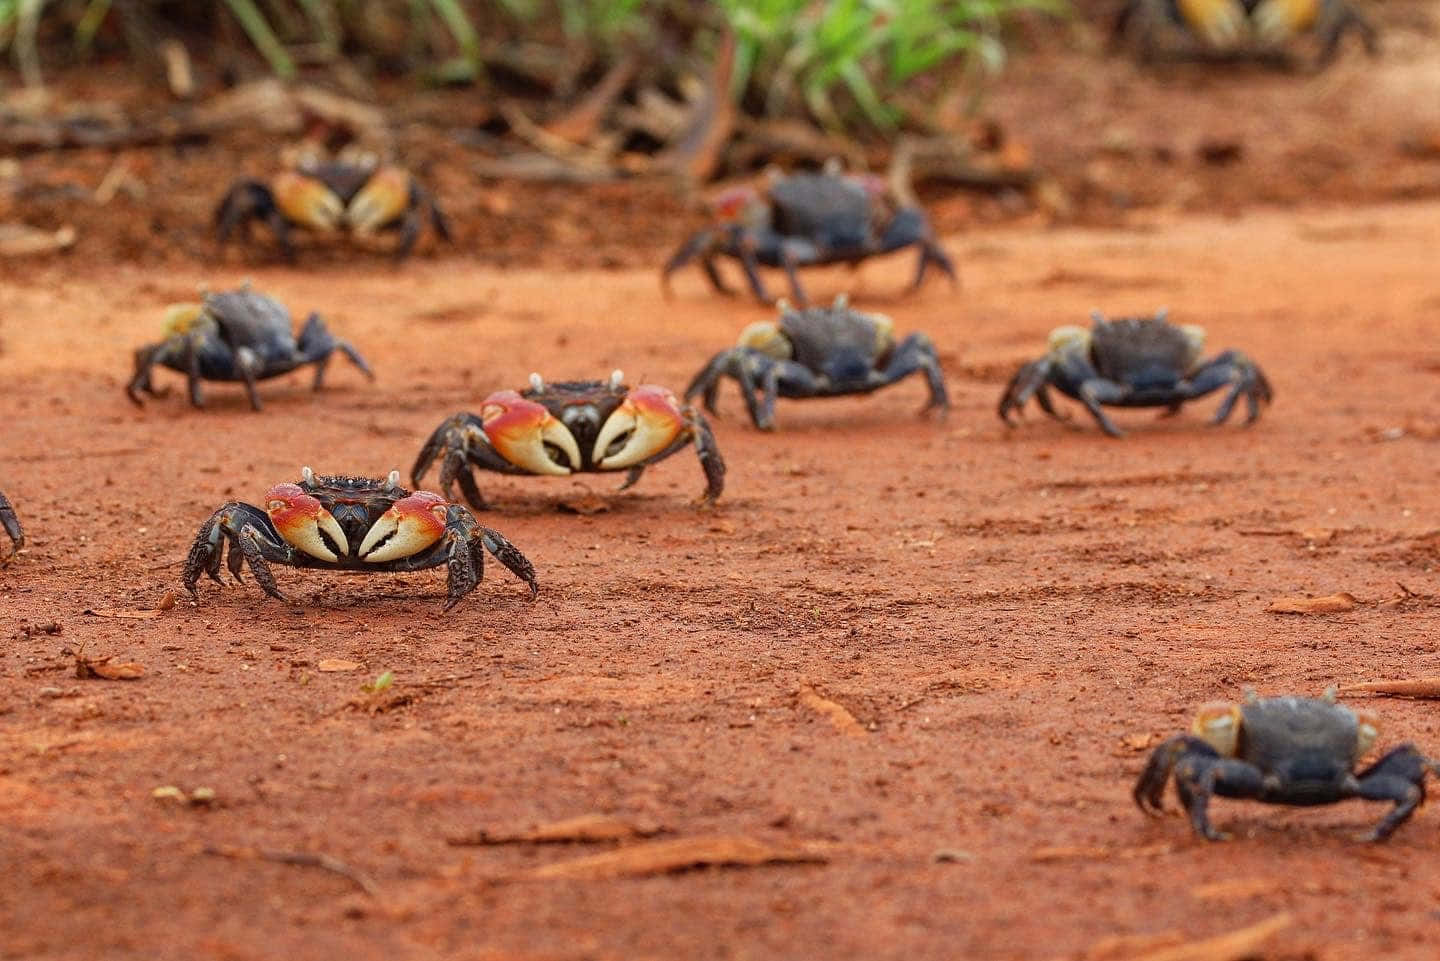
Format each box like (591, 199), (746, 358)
(1180, 350), (1273, 426)
(0, 491), (22, 557)
(125, 344), (166, 406)
(997, 359), (1055, 426)
(297, 312), (375, 391)
(879, 332), (950, 416)
(183, 503), (297, 602)
(1352, 744), (1432, 841)
(1074, 378), (1130, 437)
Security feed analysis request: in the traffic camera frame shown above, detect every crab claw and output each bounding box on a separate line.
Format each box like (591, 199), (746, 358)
(347, 166), (411, 235)
(481, 390), (580, 476)
(359, 491), (448, 562)
(264, 483), (348, 561)
(594, 386), (687, 470)
(272, 172), (344, 232)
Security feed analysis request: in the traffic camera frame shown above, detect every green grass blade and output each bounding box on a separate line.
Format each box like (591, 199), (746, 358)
(72, 0), (111, 55)
(223, 0), (296, 78)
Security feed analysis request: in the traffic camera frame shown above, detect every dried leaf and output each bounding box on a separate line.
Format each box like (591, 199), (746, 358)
(448, 813), (663, 846)
(1084, 932), (1186, 961)
(1126, 912), (1291, 961)
(795, 684), (866, 737)
(1120, 732), (1156, 751)
(318, 659), (362, 673)
(1266, 593), (1357, 614)
(521, 836), (828, 881)
(1030, 845), (1110, 862)
(1337, 678), (1440, 698)
(83, 608), (161, 620)
(75, 655), (145, 680)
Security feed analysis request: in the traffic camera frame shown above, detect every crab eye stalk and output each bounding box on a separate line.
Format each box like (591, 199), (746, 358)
(1354, 708), (1381, 757)
(264, 483), (349, 561)
(358, 492), (449, 562)
(593, 386), (687, 469)
(480, 391), (581, 476)
(1190, 701), (1243, 757)
(273, 172), (344, 232)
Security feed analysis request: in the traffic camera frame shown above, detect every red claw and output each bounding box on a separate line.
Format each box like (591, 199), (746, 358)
(480, 390), (580, 476)
(359, 491), (449, 562)
(265, 483), (348, 560)
(593, 385), (687, 470)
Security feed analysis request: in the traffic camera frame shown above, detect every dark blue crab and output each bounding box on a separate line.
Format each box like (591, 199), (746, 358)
(684, 295), (948, 431)
(126, 286), (373, 411)
(998, 310), (1272, 437)
(1135, 692), (1436, 842)
(662, 166), (957, 306)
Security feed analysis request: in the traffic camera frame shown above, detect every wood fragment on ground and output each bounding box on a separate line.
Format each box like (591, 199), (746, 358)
(1265, 592), (1357, 614)
(518, 836), (829, 881)
(447, 813), (662, 846)
(795, 683), (867, 737)
(1337, 678), (1440, 698)
(1121, 912), (1292, 961)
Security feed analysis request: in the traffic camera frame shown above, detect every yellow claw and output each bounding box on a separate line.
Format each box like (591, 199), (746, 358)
(346, 166), (412, 235)
(273, 172), (344, 231)
(1046, 325), (1091, 358)
(265, 483), (348, 561)
(1191, 701), (1243, 757)
(1177, 0), (1248, 46)
(481, 390), (581, 476)
(359, 492), (449, 563)
(594, 386), (688, 470)
(162, 303), (206, 337)
(737, 322), (794, 360)
(1251, 0), (1320, 44)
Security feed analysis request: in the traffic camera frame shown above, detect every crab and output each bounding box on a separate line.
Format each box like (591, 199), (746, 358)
(684, 295), (949, 431)
(412, 371), (725, 509)
(127, 286), (373, 411)
(0, 489), (22, 563)
(1110, 0), (1378, 68)
(662, 165), (957, 306)
(215, 158), (451, 262)
(183, 468), (538, 610)
(997, 310), (1272, 437)
(1134, 692), (1438, 842)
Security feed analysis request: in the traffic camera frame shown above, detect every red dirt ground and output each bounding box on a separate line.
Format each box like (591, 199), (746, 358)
(4, 10), (1440, 960)
(4, 199), (1440, 960)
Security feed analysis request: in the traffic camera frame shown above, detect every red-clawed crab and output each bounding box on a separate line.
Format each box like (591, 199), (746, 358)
(685, 295), (949, 430)
(183, 468), (538, 610)
(1111, 0), (1377, 68)
(1134, 692), (1438, 842)
(0, 489), (22, 563)
(412, 371), (725, 509)
(215, 157), (451, 262)
(126, 286), (373, 411)
(998, 310), (1272, 437)
(662, 164), (957, 306)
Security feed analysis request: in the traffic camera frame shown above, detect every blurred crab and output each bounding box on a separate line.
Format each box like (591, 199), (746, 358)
(215, 157), (451, 261)
(0, 489), (22, 562)
(684, 295), (948, 431)
(413, 371), (725, 509)
(997, 310), (1272, 437)
(127, 286), (373, 411)
(1111, 0), (1377, 68)
(662, 164), (957, 306)
(183, 467), (538, 610)
(1134, 691), (1437, 842)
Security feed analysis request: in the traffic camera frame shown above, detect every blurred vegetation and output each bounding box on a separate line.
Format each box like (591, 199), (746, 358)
(0, 0), (1059, 132)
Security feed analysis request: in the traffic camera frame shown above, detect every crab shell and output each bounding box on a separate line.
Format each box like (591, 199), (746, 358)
(1190, 699), (1382, 760)
(478, 385), (689, 475)
(264, 483), (448, 563)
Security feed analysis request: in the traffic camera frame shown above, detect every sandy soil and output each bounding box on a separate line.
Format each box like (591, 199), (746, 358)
(2, 194), (1439, 960)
